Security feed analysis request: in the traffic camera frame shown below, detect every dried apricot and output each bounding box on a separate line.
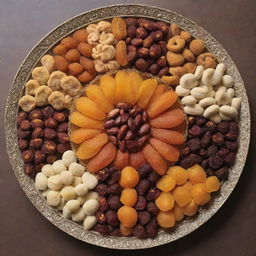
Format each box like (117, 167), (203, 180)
(156, 175), (176, 192)
(113, 150), (129, 169)
(187, 164), (207, 184)
(129, 151), (147, 169)
(204, 176), (221, 193)
(77, 71), (94, 83)
(68, 62), (84, 76)
(120, 188), (137, 207)
(182, 181), (193, 193)
(70, 112), (104, 129)
(119, 166), (139, 188)
(127, 71), (143, 105)
(75, 97), (106, 120)
(117, 206), (137, 228)
(173, 186), (191, 207)
(77, 43), (93, 57)
(191, 183), (211, 206)
(182, 199), (198, 216)
(120, 224), (133, 236)
(148, 84), (167, 108)
(156, 210), (175, 228)
(167, 166), (188, 185)
(61, 36), (78, 49)
(80, 56), (96, 75)
(53, 44), (68, 56)
(115, 40), (128, 67)
(73, 29), (88, 43)
(76, 133), (108, 160)
(151, 128), (185, 145)
(173, 205), (184, 221)
(70, 128), (101, 144)
(115, 70), (131, 104)
(111, 17), (127, 40)
(99, 74), (116, 105)
(86, 142), (117, 173)
(155, 192), (174, 212)
(65, 49), (80, 62)
(54, 55), (68, 72)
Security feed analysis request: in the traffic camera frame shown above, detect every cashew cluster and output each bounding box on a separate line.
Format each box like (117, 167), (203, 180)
(176, 63), (241, 123)
(86, 21), (119, 73)
(35, 150), (98, 230)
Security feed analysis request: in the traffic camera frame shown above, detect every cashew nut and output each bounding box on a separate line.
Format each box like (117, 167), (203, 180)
(47, 71), (66, 90)
(184, 104), (204, 116)
(99, 32), (115, 45)
(32, 66), (50, 85)
(25, 79), (40, 96)
(210, 63), (226, 85)
(226, 88), (235, 102)
(61, 76), (82, 97)
(199, 97), (216, 108)
(203, 105), (220, 118)
(41, 55), (55, 73)
(209, 113), (222, 123)
(194, 65), (204, 79)
(179, 73), (198, 89)
(220, 112), (232, 121)
(222, 74), (234, 87)
(181, 95), (197, 105)
(35, 85), (52, 106)
(231, 97), (241, 111)
(201, 68), (215, 85)
(175, 85), (190, 96)
(190, 86), (209, 99)
(96, 20), (112, 33)
(48, 91), (65, 110)
(219, 105), (238, 119)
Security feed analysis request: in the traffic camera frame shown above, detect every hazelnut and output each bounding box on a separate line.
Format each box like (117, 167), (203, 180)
(57, 122), (68, 132)
(30, 138), (43, 149)
(53, 112), (66, 122)
(24, 164), (34, 175)
(17, 111), (28, 126)
(135, 58), (148, 72)
(131, 38), (143, 47)
(42, 140), (57, 154)
(44, 118), (58, 128)
(57, 132), (69, 144)
(57, 143), (71, 154)
(127, 26), (137, 38)
(157, 67), (169, 77)
(189, 39), (205, 56)
(42, 105), (54, 118)
(46, 154), (57, 164)
(149, 44), (161, 59)
(31, 119), (44, 128)
(136, 27), (148, 39)
(125, 37), (132, 45)
(149, 64), (160, 75)
(34, 150), (46, 164)
(125, 18), (138, 27)
(44, 128), (57, 140)
(32, 127), (44, 138)
(21, 150), (34, 163)
(20, 120), (31, 130)
(28, 109), (43, 120)
(137, 47), (149, 58)
(17, 129), (30, 139)
(18, 139), (29, 150)
(151, 30), (163, 41)
(157, 56), (167, 67)
(156, 21), (169, 35)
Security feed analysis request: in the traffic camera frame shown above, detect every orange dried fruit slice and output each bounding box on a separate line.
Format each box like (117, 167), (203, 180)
(151, 128), (185, 145)
(70, 128), (101, 144)
(187, 164), (207, 184)
(173, 186), (192, 207)
(147, 84), (167, 108)
(119, 166), (140, 188)
(115, 70), (131, 103)
(155, 192), (174, 212)
(113, 150), (129, 169)
(129, 151), (147, 169)
(127, 71), (143, 105)
(117, 206), (137, 228)
(156, 175), (176, 192)
(99, 74), (117, 105)
(70, 112), (104, 129)
(156, 210), (176, 228)
(120, 188), (137, 207)
(182, 199), (198, 216)
(191, 183), (211, 206)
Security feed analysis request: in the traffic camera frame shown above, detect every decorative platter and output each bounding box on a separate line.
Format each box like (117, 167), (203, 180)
(5, 4), (250, 250)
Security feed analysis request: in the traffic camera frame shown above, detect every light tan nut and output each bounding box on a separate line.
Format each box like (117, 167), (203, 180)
(64, 95), (73, 108)
(231, 97), (241, 111)
(111, 17), (127, 40)
(48, 91), (65, 110)
(115, 40), (128, 66)
(47, 191), (61, 206)
(25, 79), (40, 95)
(222, 75), (234, 87)
(32, 66), (50, 85)
(180, 31), (192, 42)
(169, 66), (186, 78)
(41, 55), (55, 73)
(209, 113), (222, 123)
(219, 112), (232, 121)
(166, 52), (185, 66)
(175, 85), (190, 96)
(61, 186), (76, 201)
(161, 75), (179, 86)
(199, 97), (216, 108)
(182, 48), (195, 62)
(18, 95), (36, 112)
(197, 52), (217, 69)
(35, 85), (53, 106)
(86, 24), (98, 34)
(181, 95), (197, 106)
(94, 59), (107, 73)
(167, 36), (185, 52)
(83, 216), (97, 230)
(170, 23), (180, 36)
(47, 71), (67, 91)
(203, 105), (220, 118)
(183, 62), (197, 73)
(99, 32), (115, 45)
(191, 86), (209, 99)
(106, 60), (120, 71)
(61, 76), (82, 97)
(92, 44), (115, 62)
(184, 104), (204, 116)
(87, 31), (100, 45)
(80, 56), (96, 74)
(97, 20), (112, 33)
(219, 105), (238, 119)
(189, 39), (205, 56)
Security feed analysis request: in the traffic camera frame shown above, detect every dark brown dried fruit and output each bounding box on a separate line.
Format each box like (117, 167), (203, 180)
(32, 127), (44, 138)
(31, 119), (44, 128)
(105, 210), (119, 227)
(215, 167), (229, 180)
(146, 188), (161, 201)
(44, 118), (58, 128)
(20, 120), (31, 130)
(125, 17), (139, 27)
(136, 179), (150, 195)
(24, 164), (34, 175)
(212, 132), (224, 146)
(17, 111), (28, 125)
(207, 145), (218, 157)
(138, 211), (150, 225)
(97, 169), (110, 182)
(224, 152), (236, 166)
(42, 106), (54, 118)
(95, 183), (108, 196)
(188, 125), (202, 137)
(208, 156), (223, 170)
(30, 138), (43, 149)
(147, 172), (160, 185)
(29, 109), (43, 120)
(196, 117), (207, 126)
(200, 131), (211, 148)
(138, 164), (152, 178)
(44, 128), (57, 140)
(56, 143), (71, 153)
(133, 224), (146, 239)
(98, 196), (109, 212)
(53, 112), (66, 122)
(107, 183), (121, 194)
(147, 202), (159, 215)
(21, 150), (34, 163)
(187, 138), (200, 152)
(205, 120), (217, 133)
(57, 122), (68, 132)
(42, 140), (57, 154)
(217, 121), (230, 134)
(34, 150), (46, 164)
(107, 171), (121, 185)
(57, 132), (69, 144)
(225, 141), (238, 152)
(135, 195), (147, 211)
(93, 224), (109, 235)
(205, 168), (215, 177)
(107, 195), (121, 210)
(95, 211), (106, 224)
(18, 139), (29, 150)
(225, 131), (238, 141)
(145, 218), (158, 238)
(46, 154), (57, 164)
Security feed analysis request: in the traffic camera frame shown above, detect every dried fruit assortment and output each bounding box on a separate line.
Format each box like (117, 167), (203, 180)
(15, 16), (242, 239)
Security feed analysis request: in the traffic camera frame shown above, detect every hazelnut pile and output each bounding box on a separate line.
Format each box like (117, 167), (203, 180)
(17, 105), (71, 176)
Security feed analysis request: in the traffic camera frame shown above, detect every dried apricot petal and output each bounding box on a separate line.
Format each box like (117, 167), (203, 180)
(70, 128), (101, 144)
(148, 84), (168, 108)
(191, 183), (211, 206)
(182, 181), (193, 193)
(204, 176), (221, 193)
(77, 43), (93, 57)
(173, 205), (184, 221)
(115, 40), (128, 67)
(120, 188), (137, 207)
(127, 71), (143, 105)
(167, 166), (188, 185)
(173, 186), (192, 207)
(113, 150), (129, 169)
(182, 199), (198, 216)
(187, 164), (207, 184)
(99, 74), (117, 105)
(155, 192), (174, 212)
(117, 206), (137, 228)
(156, 175), (176, 192)
(151, 128), (185, 145)
(115, 70), (130, 103)
(73, 29), (88, 43)
(70, 112), (103, 129)
(119, 166), (140, 188)
(129, 151), (147, 169)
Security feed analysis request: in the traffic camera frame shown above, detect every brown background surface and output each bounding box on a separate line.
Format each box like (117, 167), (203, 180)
(0, 0), (255, 255)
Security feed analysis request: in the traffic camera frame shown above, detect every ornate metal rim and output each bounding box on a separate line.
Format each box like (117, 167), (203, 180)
(5, 4), (251, 249)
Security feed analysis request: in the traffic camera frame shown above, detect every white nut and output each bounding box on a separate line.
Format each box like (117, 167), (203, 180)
(222, 75), (234, 87)
(199, 97), (216, 108)
(180, 73), (198, 89)
(86, 24), (98, 34)
(42, 164), (55, 177)
(32, 66), (50, 85)
(72, 208), (86, 222)
(209, 113), (222, 123)
(73, 177), (82, 186)
(63, 205), (72, 218)
(175, 85), (190, 96)
(94, 59), (107, 73)
(77, 196), (86, 205)
(96, 21), (112, 33)
(25, 80), (40, 96)
(210, 63), (226, 85)
(18, 95), (36, 112)
(52, 160), (66, 174)
(207, 87), (215, 97)
(201, 68), (215, 86)
(41, 55), (55, 73)
(99, 32), (115, 45)
(190, 86), (209, 99)
(220, 105), (238, 119)
(227, 88), (235, 103)
(194, 65), (204, 79)
(62, 150), (77, 167)
(74, 184), (89, 196)
(47, 191), (61, 206)
(69, 162), (85, 177)
(181, 95), (197, 105)
(215, 86), (229, 105)
(56, 198), (66, 211)
(64, 95), (73, 108)
(203, 105), (220, 118)
(106, 60), (120, 71)
(35, 85), (53, 106)
(82, 172), (98, 190)
(66, 200), (80, 212)
(220, 112), (232, 121)
(48, 91), (65, 110)
(60, 76), (82, 97)
(184, 104), (204, 116)
(60, 186), (76, 201)
(47, 71), (66, 91)
(83, 215), (97, 230)
(82, 199), (99, 215)
(35, 172), (48, 190)
(84, 191), (99, 202)
(101, 45), (115, 61)
(47, 175), (62, 191)
(42, 189), (50, 198)
(231, 97), (241, 111)
(60, 171), (73, 186)
(87, 31), (100, 45)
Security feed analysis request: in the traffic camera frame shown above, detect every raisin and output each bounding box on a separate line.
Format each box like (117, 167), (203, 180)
(97, 169), (110, 182)
(188, 125), (202, 137)
(145, 218), (158, 238)
(181, 146), (190, 156)
(187, 138), (200, 152)
(105, 210), (119, 227)
(136, 179), (150, 195)
(98, 196), (109, 212)
(215, 167), (229, 180)
(146, 188), (161, 201)
(107, 171), (121, 185)
(133, 224), (146, 238)
(138, 211), (151, 226)
(205, 121), (217, 133)
(135, 196), (147, 211)
(208, 156), (223, 170)
(95, 211), (106, 224)
(225, 141), (238, 152)
(217, 121), (230, 134)
(200, 131), (211, 148)
(95, 184), (108, 196)
(138, 164), (152, 178)
(207, 145), (218, 157)
(147, 202), (159, 215)
(212, 132), (224, 145)
(224, 152), (236, 166)
(107, 183), (121, 194)
(216, 148), (230, 157)
(108, 195), (121, 210)
(187, 116), (196, 126)
(205, 168), (215, 177)
(201, 159), (209, 169)
(225, 132), (238, 141)
(93, 224), (109, 235)
(147, 171), (160, 185)
(110, 229), (121, 237)
(196, 117), (207, 126)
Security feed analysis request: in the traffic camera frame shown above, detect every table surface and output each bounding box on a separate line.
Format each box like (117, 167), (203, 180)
(1, 0), (255, 255)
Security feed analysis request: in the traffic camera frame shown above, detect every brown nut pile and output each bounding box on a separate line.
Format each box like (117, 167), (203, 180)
(17, 105), (71, 176)
(104, 103), (151, 153)
(178, 116), (239, 180)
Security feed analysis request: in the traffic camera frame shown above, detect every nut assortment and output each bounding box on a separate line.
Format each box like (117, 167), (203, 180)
(15, 15), (242, 239)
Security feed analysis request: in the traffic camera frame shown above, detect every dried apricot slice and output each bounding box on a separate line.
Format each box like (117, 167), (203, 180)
(204, 176), (221, 193)
(150, 108), (185, 129)
(173, 186), (192, 207)
(155, 192), (174, 212)
(86, 142), (117, 173)
(117, 206), (137, 228)
(127, 71), (143, 105)
(156, 175), (176, 192)
(182, 181), (193, 193)
(167, 166), (188, 185)
(119, 166), (139, 188)
(115, 70), (131, 103)
(75, 97), (106, 120)
(148, 84), (167, 108)
(70, 112), (104, 129)
(76, 133), (108, 160)
(191, 183), (211, 206)
(120, 188), (137, 207)
(182, 199), (198, 216)
(151, 128), (185, 145)
(70, 128), (101, 144)
(113, 150), (129, 169)
(99, 74), (117, 105)
(129, 151), (147, 169)
(157, 210), (175, 228)
(187, 164), (207, 184)
(173, 205), (184, 221)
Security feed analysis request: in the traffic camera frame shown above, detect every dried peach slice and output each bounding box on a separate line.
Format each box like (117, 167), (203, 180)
(137, 78), (158, 109)
(70, 112), (104, 129)
(147, 90), (178, 118)
(76, 133), (108, 160)
(115, 70), (131, 103)
(117, 206), (137, 228)
(86, 142), (117, 173)
(85, 84), (114, 113)
(70, 128), (102, 144)
(75, 97), (106, 120)
(147, 84), (168, 109)
(99, 74), (117, 105)
(157, 210), (175, 228)
(149, 138), (180, 162)
(127, 71), (143, 105)
(150, 108), (185, 129)
(113, 150), (129, 169)
(142, 144), (168, 175)
(155, 192), (174, 212)
(151, 128), (185, 145)
(129, 151), (147, 169)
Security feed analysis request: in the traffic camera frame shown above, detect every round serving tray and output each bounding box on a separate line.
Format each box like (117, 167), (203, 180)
(5, 4), (250, 249)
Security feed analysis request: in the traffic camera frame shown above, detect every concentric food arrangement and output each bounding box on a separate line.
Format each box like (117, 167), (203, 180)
(5, 5), (250, 249)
